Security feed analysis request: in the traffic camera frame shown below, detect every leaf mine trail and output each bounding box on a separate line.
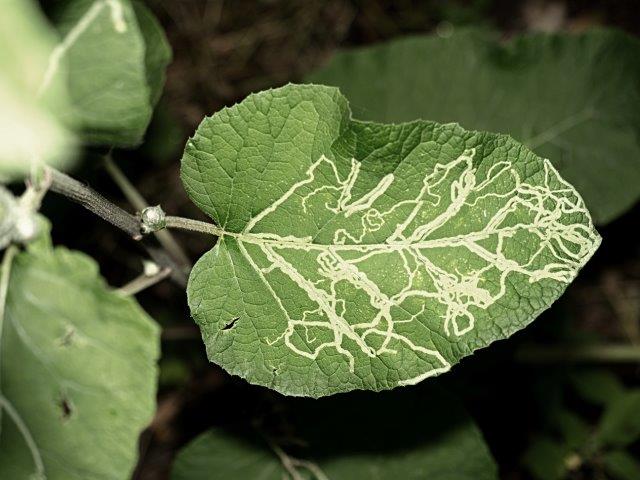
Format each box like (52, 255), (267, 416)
(213, 149), (599, 385)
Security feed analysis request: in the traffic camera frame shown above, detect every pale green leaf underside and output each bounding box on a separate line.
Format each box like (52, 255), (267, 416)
(307, 28), (640, 225)
(48, 0), (171, 147)
(0, 0), (76, 178)
(171, 388), (498, 480)
(0, 238), (160, 479)
(182, 84), (600, 397)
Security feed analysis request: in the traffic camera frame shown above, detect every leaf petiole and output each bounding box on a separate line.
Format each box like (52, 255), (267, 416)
(164, 216), (223, 237)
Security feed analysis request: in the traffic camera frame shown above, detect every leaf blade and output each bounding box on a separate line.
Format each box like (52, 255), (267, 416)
(307, 28), (640, 224)
(171, 387), (498, 480)
(0, 239), (160, 479)
(49, 0), (171, 147)
(184, 84), (600, 397)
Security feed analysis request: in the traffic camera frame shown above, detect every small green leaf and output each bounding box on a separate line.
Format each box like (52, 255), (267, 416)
(595, 390), (640, 448)
(47, 0), (171, 147)
(603, 450), (640, 480)
(182, 84), (600, 397)
(171, 388), (498, 480)
(522, 436), (571, 480)
(0, 238), (160, 479)
(569, 369), (625, 406)
(0, 0), (76, 178)
(307, 28), (640, 224)
(550, 408), (591, 450)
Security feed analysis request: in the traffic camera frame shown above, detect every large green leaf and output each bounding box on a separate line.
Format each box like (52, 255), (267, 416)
(0, 0), (76, 178)
(595, 390), (640, 448)
(182, 84), (600, 397)
(171, 387), (498, 480)
(307, 28), (640, 225)
(132, 0), (172, 107)
(45, 0), (171, 147)
(0, 237), (160, 479)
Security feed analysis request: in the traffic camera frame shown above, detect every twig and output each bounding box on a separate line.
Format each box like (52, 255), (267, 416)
(118, 265), (172, 296)
(103, 155), (148, 212)
(103, 156), (192, 271)
(144, 244), (188, 287)
(47, 167), (142, 239)
(46, 167), (188, 286)
(517, 344), (640, 363)
(267, 439), (329, 480)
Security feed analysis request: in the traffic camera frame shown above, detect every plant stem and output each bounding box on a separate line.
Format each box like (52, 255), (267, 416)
(0, 246), (45, 476)
(103, 155), (147, 211)
(144, 245), (187, 287)
(118, 266), (172, 296)
(517, 344), (640, 364)
(0, 245), (18, 337)
(103, 156), (192, 271)
(0, 393), (45, 477)
(47, 167), (142, 239)
(44, 167), (218, 287)
(165, 216), (223, 236)
(0, 246), (18, 394)
(46, 167), (188, 285)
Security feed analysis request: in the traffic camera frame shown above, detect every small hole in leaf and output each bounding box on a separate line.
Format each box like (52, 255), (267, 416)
(222, 317), (240, 331)
(58, 396), (73, 420)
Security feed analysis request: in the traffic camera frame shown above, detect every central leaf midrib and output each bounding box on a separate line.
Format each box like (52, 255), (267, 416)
(219, 222), (567, 252)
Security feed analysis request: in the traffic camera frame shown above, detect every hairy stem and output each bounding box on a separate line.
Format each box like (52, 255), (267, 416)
(43, 167), (220, 287)
(165, 216), (223, 236)
(104, 156), (192, 270)
(47, 167), (142, 239)
(46, 167), (188, 285)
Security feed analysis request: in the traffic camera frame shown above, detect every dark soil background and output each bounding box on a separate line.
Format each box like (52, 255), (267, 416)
(39, 1), (640, 478)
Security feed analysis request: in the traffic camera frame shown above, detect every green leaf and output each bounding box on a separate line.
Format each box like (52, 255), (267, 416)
(603, 450), (640, 480)
(307, 28), (640, 225)
(569, 369), (625, 406)
(171, 387), (498, 480)
(0, 238), (160, 479)
(549, 408), (591, 450)
(182, 84), (600, 397)
(132, 0), (172, 107)
(522, 436), (571, 480)
(47, 0), (171, 147)
(595, 390), (640, 448)
(0, 0), (76, 178)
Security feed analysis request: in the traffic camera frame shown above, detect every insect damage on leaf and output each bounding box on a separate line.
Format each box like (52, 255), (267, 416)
(182, 84), (601, 397)
(306, 29), (640, 225)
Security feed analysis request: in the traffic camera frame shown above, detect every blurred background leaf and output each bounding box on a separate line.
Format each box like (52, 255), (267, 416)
(307, 28), (640, 225)
(0, 0), (76, 179)
(171, 386), (498, 480)
(47, 0), (171, 147)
